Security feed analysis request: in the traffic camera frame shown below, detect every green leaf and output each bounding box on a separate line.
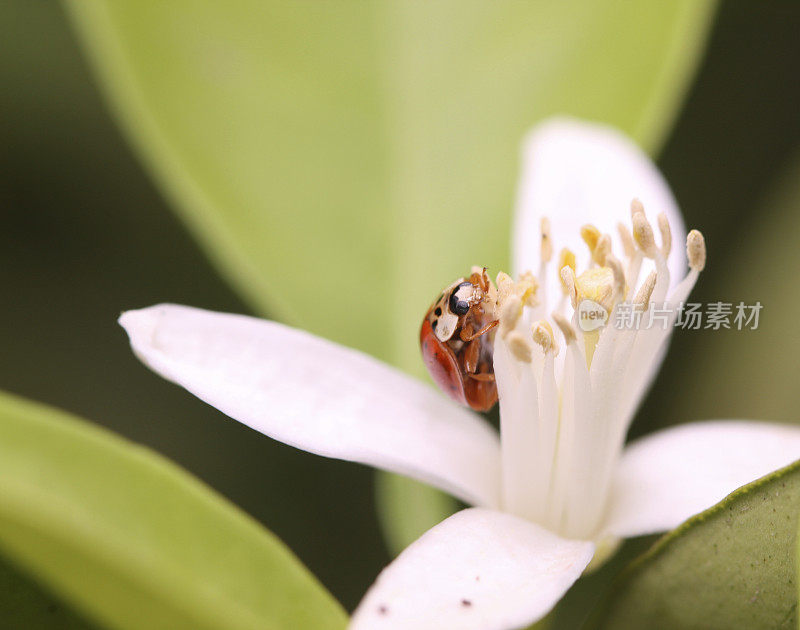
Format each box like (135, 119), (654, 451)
(0, 555), (97, 629)
(0, 391), (347, 630)
(588, 460), (800, 630)
(64, 0), (716, 553)
(653, 149), (800, 426)
(797, 519), (800, 630)
(374, 472), (458, 556)
(64, 0), (716, 367)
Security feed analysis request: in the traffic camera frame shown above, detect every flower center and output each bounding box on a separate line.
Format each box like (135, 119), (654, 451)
(491, 200), (706, 540)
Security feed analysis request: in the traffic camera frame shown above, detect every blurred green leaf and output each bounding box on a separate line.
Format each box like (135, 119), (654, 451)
(0, 555), (97, 630)
(797, 519), (800, 630)
(0, 391), (347, 630)
(374, 472), (458, 556)
(64, 0), (716, 367)
(657, 150), (800, 426)
(588, 460), (800, 630)
(64, 0), (716, 554)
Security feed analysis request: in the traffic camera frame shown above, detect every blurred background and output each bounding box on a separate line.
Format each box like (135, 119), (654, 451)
(2, 1), (800, 626)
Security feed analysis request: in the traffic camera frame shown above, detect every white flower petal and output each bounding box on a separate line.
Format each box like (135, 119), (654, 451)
(605, 420), (800, 538)
(512, 117), (686, 289)
(120, 304), (501, 508)
(350, 508), (594, 630)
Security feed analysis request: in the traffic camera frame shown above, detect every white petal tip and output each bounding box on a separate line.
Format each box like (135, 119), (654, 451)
(351, 509), (593, 630)
(118, 303), (170, 335)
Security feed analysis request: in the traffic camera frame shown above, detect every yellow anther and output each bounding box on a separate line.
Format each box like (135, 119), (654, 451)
(634, 271), (656, 308)
(540, 217), (553, 263)
(496, 271), (538, 309)
(617, 222), (636, 258)
(558, 248), (576, 273)
(632, 211), (657, 258)
(630, 198), (645, 218)
(517, 271), (540, 307)
(581, 224), (601, 257)
(495, 271), (515, 305)
(532, 320), (557, 354)
(657, 213), (672, 257)
(496, 271), (513, 286)
(560, 266), (578, 307)
(552, 312), (576, 345)
(576, 267), (615, 311)
(687, 230), (706, 272)
(558, 249), (576, 295)
(506, 331), (532, 363)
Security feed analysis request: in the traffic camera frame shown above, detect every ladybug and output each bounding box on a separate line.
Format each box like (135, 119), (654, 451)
(420, 268), (499, 412)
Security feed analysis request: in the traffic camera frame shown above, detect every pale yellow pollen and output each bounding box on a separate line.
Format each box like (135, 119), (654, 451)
(506, 331), (532, 363)
(634, 271), (657, 308)
(575, 267), (615, 311)
(540, 217), (553, 263)
(558, 249), (576, 295)
(496, 271), (512, 286)
(575, 268), (617, 367)
(632, 211), (657, 258)
(499, 295), (523, 336)
(687, 229), (706, 272)
(496, 271), (538, 308)
(558, 248), (576, 273)
(552, 312), (576, 345)
(496, 272), (515, 304)
(560, 266), (578, 308)
(617, 222), (636, 258)
(657, 212), (672, 257)
(517, 271), (540, 307)
(532, 320), (557, 355)
(580, 224), (601, 259)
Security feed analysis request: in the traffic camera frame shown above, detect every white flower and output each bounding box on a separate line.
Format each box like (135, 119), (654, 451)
(120, 118), (800, 630)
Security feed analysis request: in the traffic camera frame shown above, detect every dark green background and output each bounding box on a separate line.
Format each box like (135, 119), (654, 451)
(1, 1), (799, 625)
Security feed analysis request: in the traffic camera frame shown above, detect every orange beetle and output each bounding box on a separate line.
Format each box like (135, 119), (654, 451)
(419, 268), (499, 412)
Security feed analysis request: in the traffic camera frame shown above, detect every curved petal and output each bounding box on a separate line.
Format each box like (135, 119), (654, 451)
(350, 508), (594, 630)
(605, 420), (800, 538)
(119, 304), (501, 508)
(512, 117), (686, 288)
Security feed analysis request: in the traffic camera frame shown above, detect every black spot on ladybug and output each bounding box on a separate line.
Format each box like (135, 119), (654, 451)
(434, 306), (442, 316)
(432, 319), (438, 331)
(461, 599), (472, 607)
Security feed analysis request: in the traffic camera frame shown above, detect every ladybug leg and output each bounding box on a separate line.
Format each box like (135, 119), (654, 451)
(467, 372), (495, 382)
(461, 338), (480, 374)
(460, 319), (499, 342)
(479, 267), (490, 293)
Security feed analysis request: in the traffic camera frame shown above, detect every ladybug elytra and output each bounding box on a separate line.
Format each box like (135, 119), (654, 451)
(419, 268), (499, 411)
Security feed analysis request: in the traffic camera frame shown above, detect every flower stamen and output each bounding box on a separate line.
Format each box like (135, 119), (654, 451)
(687, 229), (706, 271)
(540, 217), (553, 263)
(634, 270), (657, 308)
(506, 331), (533, 363)
(532, 320), (557, 355)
